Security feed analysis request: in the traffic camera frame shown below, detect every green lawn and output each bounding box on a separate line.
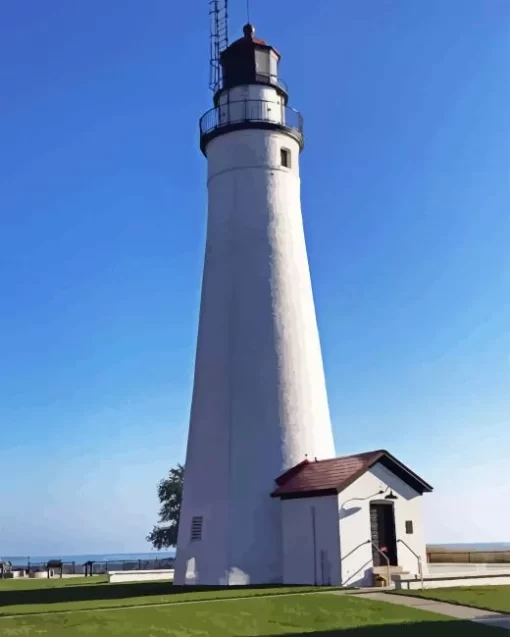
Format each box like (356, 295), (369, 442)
(0, 577), (340, 616)
(0, 575), (108, 590)
(391, 585), (510, 614)
(0, 592), (502, 636)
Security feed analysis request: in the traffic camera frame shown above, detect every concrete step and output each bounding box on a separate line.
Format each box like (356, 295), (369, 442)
(372, 566), (406, 576)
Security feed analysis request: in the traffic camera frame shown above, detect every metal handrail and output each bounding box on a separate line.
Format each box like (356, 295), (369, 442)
(199, 99), (304, 138)
(397, 539), (424, 589)
(370, 540), (392, 589)
(338, 540), (372, 587)
(338, 539), (392, 588)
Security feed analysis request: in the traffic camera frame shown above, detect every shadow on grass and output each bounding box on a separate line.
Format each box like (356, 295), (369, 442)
(239, 620), (508, 635)
(0, 582), (307, 608)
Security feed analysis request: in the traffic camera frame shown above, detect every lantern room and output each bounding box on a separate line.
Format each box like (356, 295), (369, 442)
(215, 24), (287, 104)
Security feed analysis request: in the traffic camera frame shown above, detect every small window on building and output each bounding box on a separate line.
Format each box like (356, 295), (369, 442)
(280, 148), (291, 168)
(405, 520), (414, 535)
(190, 516), (203, 542)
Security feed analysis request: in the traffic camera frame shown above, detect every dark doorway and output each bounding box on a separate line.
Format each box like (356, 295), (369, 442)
(369, 502), (398, 566)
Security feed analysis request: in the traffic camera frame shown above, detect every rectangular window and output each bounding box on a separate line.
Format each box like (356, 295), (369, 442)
(190, 516), (203, 541)
(280, 148), (291, 168)
(254, 49), (270, 77)
(405, 520), (414, 535)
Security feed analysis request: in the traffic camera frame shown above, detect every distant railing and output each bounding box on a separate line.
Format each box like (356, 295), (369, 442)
(7, 558), (175, 576)
(427, 550), (510, 564)
(199, 99), (304, 151)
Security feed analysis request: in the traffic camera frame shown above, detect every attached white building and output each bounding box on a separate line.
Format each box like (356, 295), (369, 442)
(272, 449), (433, 587)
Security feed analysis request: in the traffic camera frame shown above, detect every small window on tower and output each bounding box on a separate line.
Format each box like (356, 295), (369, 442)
(405, 520), (414, 535)
(280, 148), (291, 168)
(190, 516), (203, 542)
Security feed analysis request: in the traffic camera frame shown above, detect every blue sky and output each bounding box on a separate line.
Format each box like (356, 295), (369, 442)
(1, 0), (509, 555)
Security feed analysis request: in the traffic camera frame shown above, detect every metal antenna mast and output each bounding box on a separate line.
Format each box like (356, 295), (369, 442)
(209, 0), (229, 93)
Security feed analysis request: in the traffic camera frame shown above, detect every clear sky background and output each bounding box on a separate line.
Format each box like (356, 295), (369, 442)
(1, 0), (509, 556)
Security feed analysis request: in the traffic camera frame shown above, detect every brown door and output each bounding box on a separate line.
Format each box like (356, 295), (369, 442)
(370, 502), (398, 566)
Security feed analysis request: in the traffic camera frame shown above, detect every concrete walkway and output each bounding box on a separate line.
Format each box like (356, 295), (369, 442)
(358, 592), (510, 630)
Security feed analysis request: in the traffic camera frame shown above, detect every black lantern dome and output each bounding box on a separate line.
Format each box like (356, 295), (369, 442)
(213, 24), (288, 106)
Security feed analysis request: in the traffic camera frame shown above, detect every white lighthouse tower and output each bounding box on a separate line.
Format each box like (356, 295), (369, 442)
(173, 22), (336, 586)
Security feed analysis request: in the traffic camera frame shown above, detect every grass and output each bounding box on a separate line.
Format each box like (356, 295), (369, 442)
(0, 575), (108, 590)
(391, 585), (510, 614)
(0, 592), (503, 636)
(0, 577), (343, 616)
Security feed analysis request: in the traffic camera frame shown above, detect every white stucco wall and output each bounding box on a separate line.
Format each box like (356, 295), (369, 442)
(218, 83), (281, 104)
(428, 563), (510, 576)
(399, 574), (510, 590)
(281, 495), (341, 586)
(338, 464), (428, 587)
(217, 85), (285, 128)
(174, 86), (336, 586)
(108, 570), (174, 584)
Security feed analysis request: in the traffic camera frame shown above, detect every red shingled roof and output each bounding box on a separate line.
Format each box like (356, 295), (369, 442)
(271, 449), (433, 499)
(225, 33), (281, 59)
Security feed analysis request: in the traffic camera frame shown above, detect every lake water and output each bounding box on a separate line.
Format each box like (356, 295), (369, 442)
(2, 551), (176, 565)
(3, 544), (509, 565)
(428, 543), (510, 551)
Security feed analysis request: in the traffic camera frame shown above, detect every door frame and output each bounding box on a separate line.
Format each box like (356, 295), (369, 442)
(369, 500), (398, 566)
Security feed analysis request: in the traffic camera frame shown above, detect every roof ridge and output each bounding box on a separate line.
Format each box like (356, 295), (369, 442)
(313, 449), (386, 464)
(274, 458), (310, 486)
(271, 448), (433, 499)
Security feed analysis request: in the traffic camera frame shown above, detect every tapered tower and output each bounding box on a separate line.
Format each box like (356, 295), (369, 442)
(173, 22), (336, 586)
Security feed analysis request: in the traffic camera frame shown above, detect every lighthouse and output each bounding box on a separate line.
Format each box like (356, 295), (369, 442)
(173, 23), (336, 586)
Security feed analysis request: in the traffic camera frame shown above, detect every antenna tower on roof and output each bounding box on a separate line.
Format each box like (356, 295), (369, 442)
(209, 0), (229, 92)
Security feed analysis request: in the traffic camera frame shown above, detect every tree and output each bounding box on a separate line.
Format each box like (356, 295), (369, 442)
(146, 464), (184, 550)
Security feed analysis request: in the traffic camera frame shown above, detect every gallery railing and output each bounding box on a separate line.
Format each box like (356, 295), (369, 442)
(199, 99), (304, 150)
